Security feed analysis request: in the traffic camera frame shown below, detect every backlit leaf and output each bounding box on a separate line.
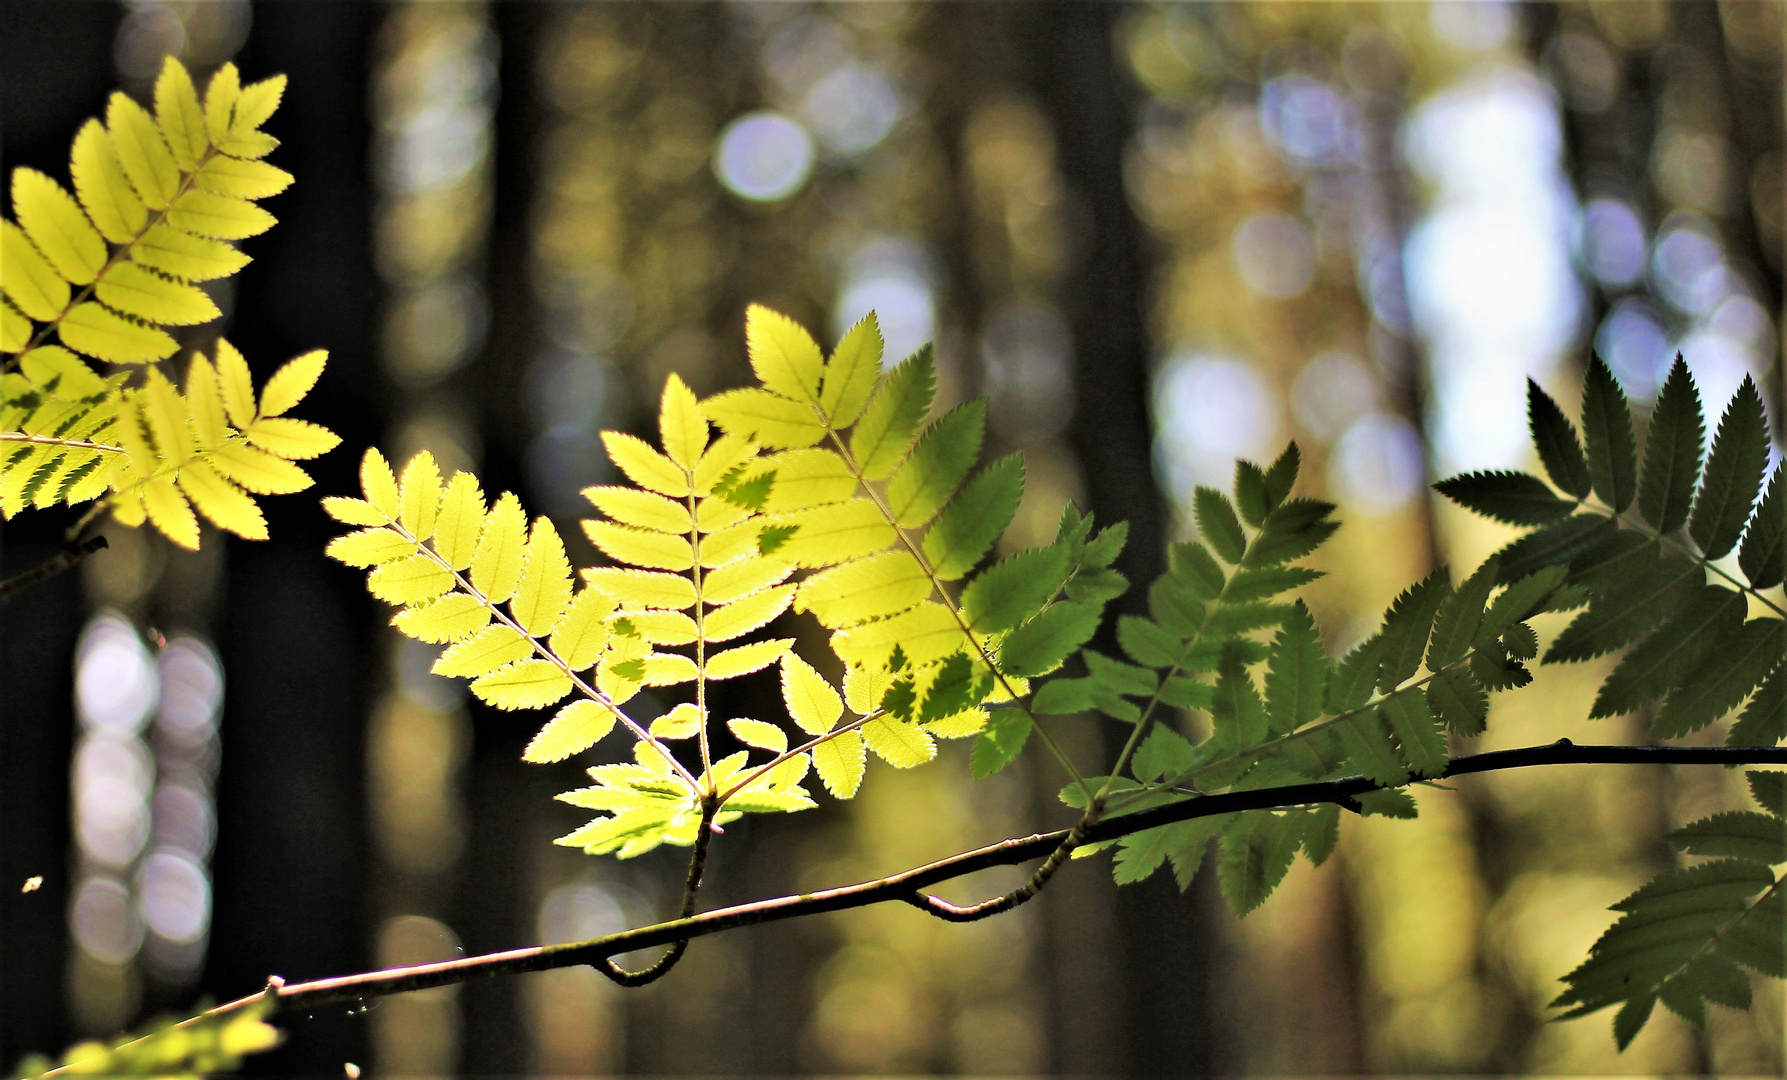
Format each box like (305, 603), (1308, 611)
(1432, 470), (1575, 526)
(583, 519), (694, 571)
(1581, 356), (1637, 513)
(550, 588), (618, 671)
(706, 638), (792, 679)
(581, 567), (697, 610)
(69, 119), (147, 244)
(512, 517), (574, 636)
(702, 387), (826, 449)
(861, 716), (936, 767)
(471, 491), (528, 603)
(962, 545), (1070, 633)
(177, 461), (266, 539)
(601, 431), (689, 496)
(242, 417), (337, 459)
(885, 400), (985, 528)
(94, 262), (220, 326)
(433, 470), (484, 569)
(922, 454), (1024, 580)
(820, 312), (882, 427)
(59, 303), (177, 364)
(434, 623), (533, 678)
(472, 659), (573, 711)
(812, 730), (866, 797)
(1195, 486), (1246, 563)
(1638, 357), (1704, 534)
(107, 91), (179, 209)
(728, 718), (788, 754)
(849, 343), (935, 480)
(999, 601), (1100, 677)
(745, 303), (824, 404)
(392, 593), (489, 644)
(781, 652), (843, 734)
(1689, 376), (1769, 561)
(524, 700), (617, 763)
(1, 219), (69, 321)
(259, 349), (327, 418)
(1739, 468), (1783, 589)
(705, 584), (796, 642)
(13, 168), (106, 285)
(658, 372), (708, 469)
(367, 554), (454, 606)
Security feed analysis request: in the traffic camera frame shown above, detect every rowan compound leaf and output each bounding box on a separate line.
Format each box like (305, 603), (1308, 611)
(359, 447), (400, 518)
(962, 545), (1071, 634)
(131, 224), (250, 282)
(782, 653), (844, 734)
(728, 718), (788, 753)
(392, 450), (442, 543)
(231, 73), (287, 134)
(796, 551), (931, 628)
(706, 638), (792, 679)
(581, 567), (697, 610)
(885, 399), (986, 528)
(13, 168), (106, 284)
(1172, 541), (1226, 599)
(472, 659), (573, 711)
(367, 554), (454, 606)
(70, 118), (147, 244)
(602, 431), (689, 497)
(321, 496), (389, 526)
(433, 470), (484, 570)
(513, 517), (574, 636)
(392, 593), (488, 644)
(754, 448), (856, 513)
(1118, 615), (1181, 668)
(259, 349), (327, 418)
(1581, 356), (1638, 512)
(850, 343), (935, 480)
(1747, 771), (1787, 815)
(1432, 471), (1575, 526)
(58, 303), (178, 364)
(658, 372), (708, 469)
(583, 520), (695, 571)
(1381, 692), (1447, 778)
(434, 623), (533, 678)
(1266, 601), (1327, 734)
(773, 498), (896, 568)
(166, 190), (275, 240)
(1638, 357), (1704, 533)
(1591, 585), (1746, 718)
(1377, 569), (1449, 691)
(999, 601), (1100, 677)
(813, 730), (867, 797)
(702, 387), (826, 449)
(471, 491), (528, 604)
(1729, 662), (1787, 748)
(1334, 708), (1407, 786)
(1427, 558), (1498, 669)
(1666, 811), (1787, 866)
(550, 588), (617, 671)
(178, 460), (267, 539)
(195, 155), (294, 199)
(204, 62), (240, 143)
(862, 716), (936, 767)
(1426, 666), (1488, 736)
(524, 700), (617, 763)
(821, 312), (882, 427)
(583, 486), (688, 533)
(1195, 486), (1246, 563)
(154, 55), (208, 168)
(923, 454), (1024, 580)
(1690, 376), (1770, 561)
(705, 583), (796, 642)
(745, 303), (824, 404)
(1739, 468), (1784, 589)
(1650, 619), (1785, 739)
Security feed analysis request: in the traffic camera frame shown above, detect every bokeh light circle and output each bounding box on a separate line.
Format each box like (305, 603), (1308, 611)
(714, 112), (815, 203)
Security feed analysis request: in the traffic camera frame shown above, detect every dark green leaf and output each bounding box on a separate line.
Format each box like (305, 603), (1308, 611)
(1244, 498), (1338, 567)
(1500, 621), (1538, 660)
(1166, 816), (1227, 891)
(1477, 565), (1569, 647)
(1216, 811), (1300, 915)
(1159, 675), (1214, 710)
(1638, 356), (1704, 534)
(1667, 811), (1787, 866)
(886, 399), (986, 528)
(881, 676), (916, 720)
(962, 545), (1072, 633)
(1064, 566), (1128, 605)
(1118, 615), (1180, 668)
(1211, 650), (1267, 749)
(1262, 442), (1300, 510)
(1495, 513), (1617, 582)
(1301, 803), (1341, 865)
(1690, 376), (1770, 560)
(1266, 601), (1327, 735)
(1032, 676), (1095, 715)
(1651, 620), (1785, 738)
(1356, 788), (1418, 817)
(1335, 708), (1407, 786)
(998, 601), (1101, 677)
(1377, 570), (1450, 691)
(923, 454), (1024, 580)
(1612, 995), (1655, 1051)
(1054, 501), (1093, 547)
(1738, 466), (1784, 590)
(1147, 575), (1203, 639)
(1081, 520), (1129, 571)
(1171, 541), (1226, 599)
(1569, 530), (1657, 591)
(1470, 648), (1531, 691)
(1085, 649), (1158, 698)
(1433, 470), (1576, 526)
(1592, 585), (1748, 718)
(971, 709), (1033, 778)
(1195, 486), (1246, 563)
(919, 653), (979, 723)
(1717, 889), (1784, 977)
(1427, 558), (1499, 669)
(1426, 667), (1488, 736)
(1529, 377), (1592, 498)
(1131, 725), (1198, 782)
(1234, 460), (1270, 527)
(1545, 552), (1698, 664)
(1657, 971), (1706, 1027)
(849, 343), (935, 480)
(1728, 662), (1787, 747)
(757, 524), (798, 554)
(1746, 770), (1787, 816)
(1205, 602), (1297, 636)
(1380, 692), (1447, 778)
(1326, 636), (1384, 713)
(1581, 355), (1638, 512)
(1222, 565), (1323, 604)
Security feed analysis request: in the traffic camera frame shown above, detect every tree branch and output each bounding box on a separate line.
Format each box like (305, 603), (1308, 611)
(45, 739), (1787, 1075)
(0, 534), (106, 606)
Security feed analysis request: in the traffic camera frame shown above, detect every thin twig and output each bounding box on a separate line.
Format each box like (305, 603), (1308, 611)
(595, 797), (716, 986)
(51, 738), (1779, 1069)
(0, 502), (110, 605)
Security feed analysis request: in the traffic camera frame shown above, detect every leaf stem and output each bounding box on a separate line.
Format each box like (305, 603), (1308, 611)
(1610, 508), (1787, 620)
(715, 708), (883, 806)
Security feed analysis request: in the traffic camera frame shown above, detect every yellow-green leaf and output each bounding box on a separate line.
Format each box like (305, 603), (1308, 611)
(849, 344), (935, 480)
(1, 299), (31, 352)
(232, 73), (287, 133)
(397, 449), (441, 542)
(703, 555), (793, 606)
(471, 491), (528, 604)
(728, 718), (788, 753)
(259, 349), (327, 417)
(393, 593), (489, 644)
(195, 156), (292, 200)
(359, 447), (400, 517)
(513, 517), (574, 635)
(140, 367), (192, 464)
(884, 400), (985, 529)
(211, 441), (311, 494)
(204, 63), (241, 144)
(13, 168), (106, 285)
(107, 90), (179, 210)
(178, 460), (266, 539)
(214, 338), (255, 427)
(820, 312), (882, 428)
(696, 495), (751, 532)
(795, 550), (930, 628)
(629, 609), (698, 645)
(142, 473), (200, 549)
(774, 498), (896, 568)
(434, 623), (532, 678)
(524, 699), (617, 763)
(699, 517), (766, 568)
(692, 431), (758, 496)
(707, 638), (793, 680)
(745, 303), (824, 404)
(320, 496), (389, 526)
(326, 527), (418, 567)
(659, 372), (707, 469)
(583, 485), (688, 533)
(812, 730), (866, 797)
(705, 584), (795, 642)
(550, 588), (618, 670)
(167, 190), (275, 240)
(831, 600), (964, 669)
(59, 302), (178, 363)
(17, 344), (102, 396)
(581, 566), (697, 610)
(861, 716), (936, 768)
(2, 219), (71, 321)
(781, 652), (843, 735)
(602, 430), (688, 496)
(69, 118), (147, 244)
(368, 554), (454, 605)
(583, 519), (694, 571)
(472, 659), (572, 711)
(131, 224), (250, 282)
(642, 652), (699, 686)
(154, 55), (208, 170)
(184, 354), (228, 449)
(702, 387), (826, 449)
(843, 662), (892, 715)
(94, 262), (221, 325)
(243, 417), (337, 459)
(433, 470), (484, 570)
(758, 448), (857, 513)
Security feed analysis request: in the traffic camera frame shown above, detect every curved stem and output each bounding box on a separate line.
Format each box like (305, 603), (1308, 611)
(595, 797), (716, 986)
(716, 708), (882, 806)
